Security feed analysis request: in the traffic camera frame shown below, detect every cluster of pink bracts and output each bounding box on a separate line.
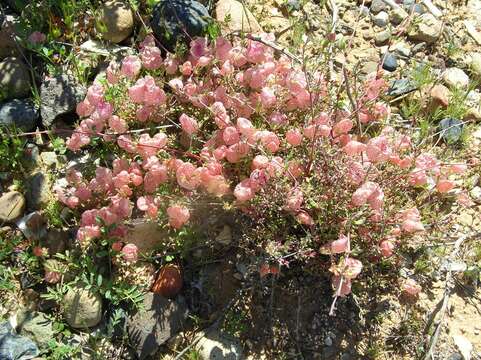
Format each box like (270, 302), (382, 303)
(54, 34), (470, 297)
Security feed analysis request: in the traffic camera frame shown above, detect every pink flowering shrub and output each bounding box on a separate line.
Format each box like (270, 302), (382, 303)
(58, 34), (470, 300)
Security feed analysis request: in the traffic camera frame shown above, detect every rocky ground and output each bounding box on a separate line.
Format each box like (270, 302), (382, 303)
(0, 0), (481, 359)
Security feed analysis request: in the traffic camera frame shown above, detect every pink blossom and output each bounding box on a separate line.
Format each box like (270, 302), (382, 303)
(140, 44), (162, 70)
(176, 162), (201, 190)
(234, 179), (255, 202)
(258, 131), (280, 153)
(332, 275), (352, 296)
(179, 113), (199, 135)
(252, 155), (269, 170)
(380, 240), (394, 257)
(45, 271), (61, 284)
(436, 179), (455, 193)
(236, 117), (255, 137)
(112, 241), (123, 252)
(28, 31), (46, 44)
(106, 60), (120, 84)
(167, 205), (190, 229)
(296, 211), (314, 226)
(109, 115), (128, 133)
(333, 119), (353, 136)
(400, 208), (424, 233)
(269, 112), (287, 126)
(223, 126), (240, 145)
(285, 189), (303, 212)
(86, 83), (104, 106)
(352, 182), (384, 211)
(76, 100), (95, 117)
(343, 140), (366, 156)
(180, 61), (193, 76)
(121, 243), (138, 262)
(286, 129), (302, 146)
(137, 133), (167, 158)
(342, 258), (363, 279)
(164, 54), (179, 74)
(121, 55), (142, 79)
(402, 278), (421, 296)
(260, 87), (276, 108)
(327, 234), (349, 254)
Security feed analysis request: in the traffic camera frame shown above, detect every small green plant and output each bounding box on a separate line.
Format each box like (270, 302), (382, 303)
(0, 127), (27, 173)
(46, 339), (80, 360)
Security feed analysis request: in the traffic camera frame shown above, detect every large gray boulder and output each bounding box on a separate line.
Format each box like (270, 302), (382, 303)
(0, 57), (31, 100)
(126, 293), (188, 359)
(40, 74), (86, 127)
(0, 99), (38, 131)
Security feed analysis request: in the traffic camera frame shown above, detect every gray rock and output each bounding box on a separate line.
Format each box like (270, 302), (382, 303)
(443, 67), (470, 88)
(63, 286), (102, 329)
(387, 78), (417, 96)
(370, 0), (387, 13)
(97, 0), (134, 43)
(40, 74), (86, 127)
(0, 321), (39, 360)
(126, 293), (188, 359)
(25, 172), (51, 211)
(439, 118), (463, 143)
(151, 0), (211, 52)
(0, 191), (25, 222)
(196, 330), (244, 360)
(375, 29), (391, 45)
(16, 212), (47, 242)
(42, 229), (68, 255)
(373, 11), (389, 27)
(361, 61), (379, 75)
(0, 57), (31, 100)
(408, 13), (442, 43)
(470, 186), (481, 203)
(17, 311), (54, 349)
(470, 52), (481, 80)
(0, 99), (38, 131)
(382, 52), (398, 71)
(0, 15), (21, 60)
(215, 225), (232, 245)
(390, 7), (408, 25)
(391, 41), (411, 57)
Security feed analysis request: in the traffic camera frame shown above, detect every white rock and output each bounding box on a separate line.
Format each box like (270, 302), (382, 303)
(443, 68), (470, 88)
(408, 13), (442, 43)
(373, 11), (389, 27)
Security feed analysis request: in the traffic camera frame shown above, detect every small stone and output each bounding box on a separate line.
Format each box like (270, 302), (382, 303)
(97, 0), (134, 43)
(43, 229), (68, 255)
(361, 61), (379, 75)
(16, 212), (47, 241)
(391, 41), (411, 57)
(196, 330), (244, 360)
(382, 52), (398, 71)
(373, 11), (389, 27)
(359, 5), (370, 17)
(0, 99), (38, 131)
(439, 118), (463, 143)
(324, 336), (333, 346)
(17, 311), (54, 349)
(430, 84), (450, 107)
(215, 224), (232, 245)
(370, 0), (387, 14)
(390, 7), (408, 25)
(40, 152), (58, 168)
(469, 52), (481, 80)
(40, 74), (86, 127)
(123, 220), (168, 254)
(216, 0), (262, 34)
(408, 13), (442, 43)
(387, 78), (417, 96)
(443, 68), (470, 89)
(0, 57), (31, 100)
(151, 264), (183, 298)
(470, 187), (481, 203)
(63, 286), (102, 328)
(151, 0), (211, 52)
(126, 293), (188, 359)
(0, 322), (39, 359)
(0, 191), (25, 222)
(25, 172), (51, 211)
(375, 29), (391, 45)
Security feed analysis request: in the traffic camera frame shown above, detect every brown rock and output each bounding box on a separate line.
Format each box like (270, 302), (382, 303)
(430, 84), (450, 108)
(0, 191), (25, 222)
(152, 264), (183, 298)
(216, 0), (263, 34)
(97, 0), (134, 43)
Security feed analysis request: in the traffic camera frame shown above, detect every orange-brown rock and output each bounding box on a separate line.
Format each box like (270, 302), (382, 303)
(151, 264), (183, 298)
